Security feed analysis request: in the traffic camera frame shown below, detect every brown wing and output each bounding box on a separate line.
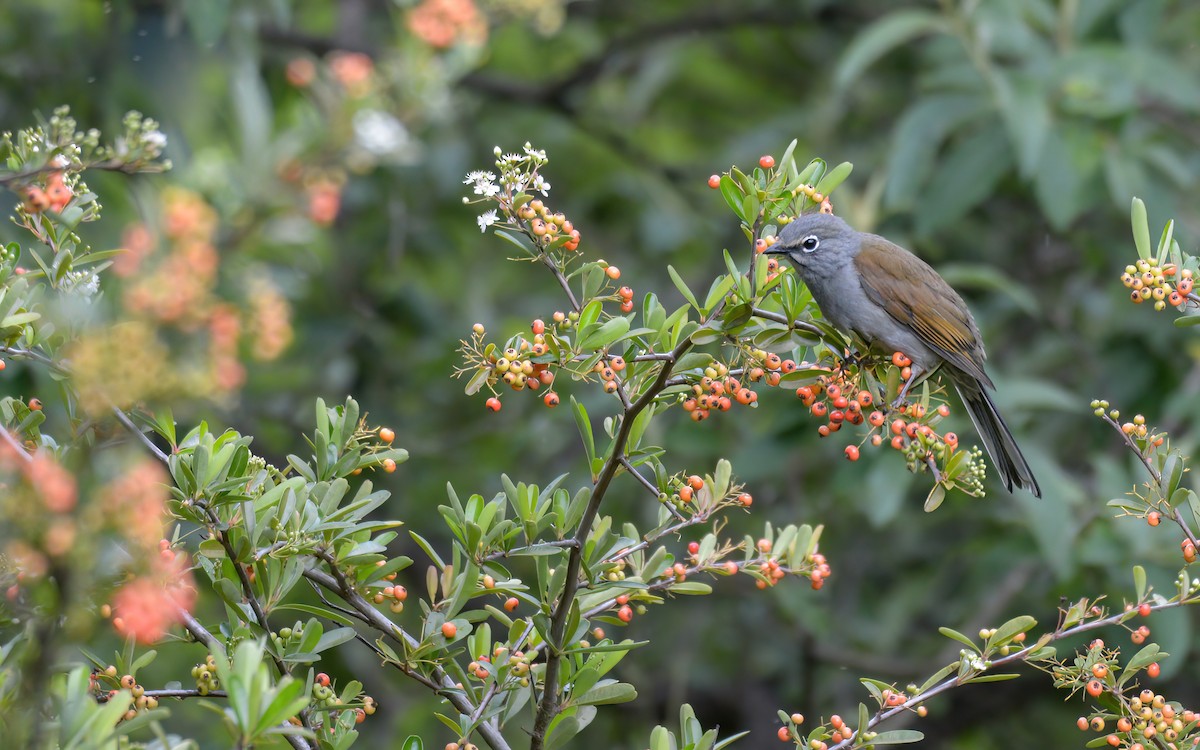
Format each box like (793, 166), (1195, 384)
(853, 235), (994, 388)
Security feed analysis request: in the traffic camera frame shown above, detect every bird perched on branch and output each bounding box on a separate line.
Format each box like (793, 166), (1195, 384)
(766, 212), (1040, 497)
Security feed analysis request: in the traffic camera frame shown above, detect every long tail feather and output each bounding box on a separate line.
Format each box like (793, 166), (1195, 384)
(954, 381), (1041, 497)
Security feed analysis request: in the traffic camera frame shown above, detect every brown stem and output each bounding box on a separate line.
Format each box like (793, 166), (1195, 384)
(529, 333), (694, 749)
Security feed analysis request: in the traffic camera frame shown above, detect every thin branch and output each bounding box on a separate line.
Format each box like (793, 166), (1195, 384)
(111, 406), (170, 464)
(529, 331), (695, 750)
(199, 504), (290, 676)
(302, 564), (514, 750)
(177, 607), (220, 650)
(749, 306), (826, 338)
(828, 596), (1195, 750)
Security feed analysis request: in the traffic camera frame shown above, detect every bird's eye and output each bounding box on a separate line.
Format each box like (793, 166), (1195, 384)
(801, 235), (819, 252)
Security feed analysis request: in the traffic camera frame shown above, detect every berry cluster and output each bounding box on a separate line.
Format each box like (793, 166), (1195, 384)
(1069, 637), (1194, 750)
(90, 666), (159, 720)
(1121, 258), (1195, 311)
(792, 353), (987, 495)
(371, 583), (408, 613)
(513, 198), (581, 251)
(191, 654), (221, 696)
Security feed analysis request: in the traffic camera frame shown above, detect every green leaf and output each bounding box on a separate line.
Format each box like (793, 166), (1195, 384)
(963, 673), (1020, 683)
(668, 266), (700, 311)
(718, 175), (747, 222)
(835, 10), (948, 89)
(572, 397), (596, 467)
(869, 730), (926, 744)
(924, 484), (946, 513)
(579, 317), (630, 351)
(938, 627), (978, 651)
(576, 681), (637, 706)
(401, 736), (424, 750)
(1133, 565), (1147, 602)
(814, 162), (853, 197)
(1125, 643), (1164, 673)
(989, 615), (1036, 647)
(0, 311), (40, 329)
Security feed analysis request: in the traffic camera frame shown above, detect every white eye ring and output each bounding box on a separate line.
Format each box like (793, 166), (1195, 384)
(801, 235), (819, 253)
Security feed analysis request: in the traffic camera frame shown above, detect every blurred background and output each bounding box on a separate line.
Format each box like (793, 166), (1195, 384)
(2, 0), (1200, 747)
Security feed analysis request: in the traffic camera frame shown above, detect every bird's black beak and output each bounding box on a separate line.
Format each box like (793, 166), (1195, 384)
(762, 245), (788, 255)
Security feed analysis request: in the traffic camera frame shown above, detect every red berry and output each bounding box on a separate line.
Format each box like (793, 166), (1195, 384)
(687, 541), (700, 555)
(759, 155), (775, 169)
(617, 605), (633, 622)
(708, 175), (721, 189)
(441, 622), (458, 638)
(777, 727), (790, 742)
(1139, 602), (1152, 617)
(844, 445), (860, 461)
(1147, 662), (1161, 678)
(485, 397), (501, 412)
(736, 492), (752, 506)
(531, 319), (545, 335)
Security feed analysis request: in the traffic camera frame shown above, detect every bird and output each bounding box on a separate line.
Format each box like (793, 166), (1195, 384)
(765, 212), (1040, 497)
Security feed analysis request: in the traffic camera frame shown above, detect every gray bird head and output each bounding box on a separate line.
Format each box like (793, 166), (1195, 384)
(765, 212), (859, 282)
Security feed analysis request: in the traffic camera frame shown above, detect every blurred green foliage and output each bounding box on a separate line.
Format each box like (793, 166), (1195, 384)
(2, 0), (1199, 747)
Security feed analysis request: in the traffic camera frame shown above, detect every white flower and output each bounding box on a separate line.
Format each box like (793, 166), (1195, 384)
(523, 142), (547, 161)
(531, 173), (551, 196)
(477, 210), (499, 232)
(464, 171), (499, 197)
(144, 130), (168, 151)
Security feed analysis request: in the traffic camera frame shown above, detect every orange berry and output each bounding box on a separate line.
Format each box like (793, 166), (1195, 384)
(441, 622), (458, 638)
(844, 445), (860, 461)
(485, 397), (501, 412)
(736, 492), (752, 507)
(606, 266), (621, 280)
(1105, 735), (1119, 747)
(543, 392), (560, 408)
(29, 398), (42, 411)
(687, 475), (704, 491)
(382, 458), (397, 473)
(315, 672), (331, 687)
(759, 155), (775, 169)
(1139, 602), (1152, 617)
(708, 175), (721, 189)
(394, 586), (407, 601)
(943, 432), (958, 448)
(868, 410), (885, 427)
(1077, 717), (1089, 731)
(617, 605), (633, 623)
(1092, 663), (1108, 678)
(1147, 662), (1161, 678)
(504, 597), (519, 612)
(892, 351), (912, 367)
(1086, 679), (1103, 697)
(777, 727), (790, 742)
(379, 427), (395, 443)
(531, 319), (545, 335)
(678, 486), (694, 503)
(1147, 511), (1161, 527)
